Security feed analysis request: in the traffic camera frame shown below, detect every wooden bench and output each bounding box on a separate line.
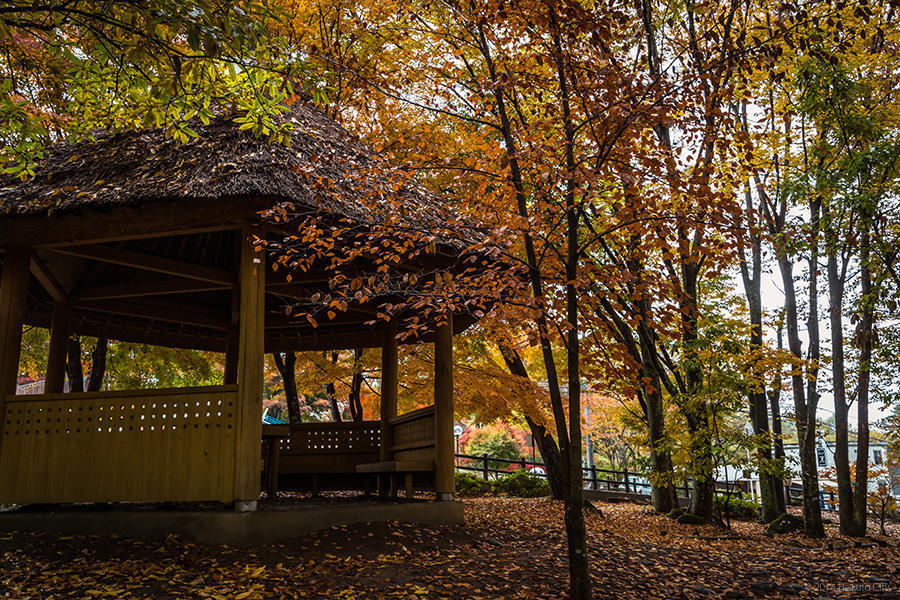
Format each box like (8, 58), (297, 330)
(356, 406), (436, 498)
(263, 421), (381, 496)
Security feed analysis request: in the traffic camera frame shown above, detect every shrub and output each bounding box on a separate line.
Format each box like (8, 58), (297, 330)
(490, 469), (550, 498)
(455, 472), (492, 496)
(463, 423), (525, 469)
(453, 469), (551, 498)
(713, 494), (760, 520)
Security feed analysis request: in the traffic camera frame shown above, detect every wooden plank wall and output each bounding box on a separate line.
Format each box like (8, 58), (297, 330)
(0, 386), (239, 504)
(390, 406), (436, 462)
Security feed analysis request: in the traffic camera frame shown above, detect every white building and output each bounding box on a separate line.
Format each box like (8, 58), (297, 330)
(718, 438), (897, 503)
(782, 439), (890, 471)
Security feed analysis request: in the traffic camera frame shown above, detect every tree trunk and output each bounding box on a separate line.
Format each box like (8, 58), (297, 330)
(273, 352), (303, 424)
(827, 233), (856, 535)
(480, 15), (589, 595)
(682, 258), (714, 521)
(65, 336), (84, 393)
(527, 415), (566, 500)
(348, 349), (364, 422)
(776, 250), (824, 536)
(852, 225), (874, 536)
(802, 197), (825, 537)
(768, 326), (787, 514)
(554, 15), (591, 594)
(637, 321), (678, 513)
(86, 337), (108, 392)
(738, 181), (779, 523)
(325, 350), (342, 422)
(498, 344), (566, 500)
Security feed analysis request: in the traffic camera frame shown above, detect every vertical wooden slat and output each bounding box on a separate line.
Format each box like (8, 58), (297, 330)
(45, 302), (71, 394)
(233, 226), (265, 507)
(433, 314), (454, 500)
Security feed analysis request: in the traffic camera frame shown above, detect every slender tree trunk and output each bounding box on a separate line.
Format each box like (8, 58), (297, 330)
(776, 249), (824, 536)
(681, 258), (715, 520)
(66, 336), (84, 393)
(826, 229), (856, 535)
(852, 226), (874, 536)
(325, 351), (342, 422)
(738, 182), (778, 523)
(551, 13), (591, 594)
(768, 326), (787, 514)
(636, 321), (678, 513)
(498, 344), (566, 500)
(348, 349), (364, 422)
(803, 198), (825, 537)
(476, 18), (587, 597)
(273, 352), (303, 424)
(86, 337), (107, 392)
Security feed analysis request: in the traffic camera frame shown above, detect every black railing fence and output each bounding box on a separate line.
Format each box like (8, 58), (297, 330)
(454, 453), (747, 500)
(456, 453), (844, 510)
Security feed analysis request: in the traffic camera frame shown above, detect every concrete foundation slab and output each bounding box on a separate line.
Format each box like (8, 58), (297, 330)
(0, 500), (464, 546)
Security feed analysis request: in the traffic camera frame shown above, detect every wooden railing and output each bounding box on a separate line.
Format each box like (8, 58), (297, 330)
(273, 420), (381, 477)
(264, 407), (437, 495)
(389, 406), (435, 461)
(0, 385), (239, 504)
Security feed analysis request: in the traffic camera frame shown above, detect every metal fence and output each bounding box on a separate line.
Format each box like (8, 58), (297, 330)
(454, 453), (721, 499)
(456, 454), (848, 510)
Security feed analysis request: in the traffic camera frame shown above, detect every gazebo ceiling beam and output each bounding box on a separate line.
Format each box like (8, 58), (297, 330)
(29, 256), (68, 302)
(0, 196), (256, 248)
(74, 278), (231, 301)
(265, 314), (376, 329)
(51, 244), (235, 285)
(73, 298), (228, 330)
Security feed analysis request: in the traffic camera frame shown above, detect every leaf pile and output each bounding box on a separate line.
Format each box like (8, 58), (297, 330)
(1, 498), (897, 599)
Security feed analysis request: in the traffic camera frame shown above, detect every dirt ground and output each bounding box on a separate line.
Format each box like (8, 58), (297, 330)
(1, 497), (898, 599)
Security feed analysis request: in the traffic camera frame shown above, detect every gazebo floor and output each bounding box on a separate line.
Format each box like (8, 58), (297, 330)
(0, 493), (464, 545)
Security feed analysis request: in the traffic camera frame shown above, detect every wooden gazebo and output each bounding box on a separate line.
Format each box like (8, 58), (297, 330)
(0, 102), (483, 512)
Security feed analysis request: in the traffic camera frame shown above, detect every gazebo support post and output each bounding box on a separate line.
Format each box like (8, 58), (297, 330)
(433, 314), (454, 501)
(45, 302), (71, 394)
(379, 321), (399, 497)
(0, 247), (31, 450)
(223, 284), (240, 385)
(223, 231), (242, 386)
(233, 226), (265, 512)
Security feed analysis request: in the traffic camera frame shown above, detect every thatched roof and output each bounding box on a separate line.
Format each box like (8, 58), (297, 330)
(0, 101), (465, 240)
(0, 102), (508, 353)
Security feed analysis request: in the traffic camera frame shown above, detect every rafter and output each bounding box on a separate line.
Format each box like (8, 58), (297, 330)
(73, 298), (229, 330)
(74, 278), (230, 301)
(51, 245), (235, 285)
(29, 256), (67, 302)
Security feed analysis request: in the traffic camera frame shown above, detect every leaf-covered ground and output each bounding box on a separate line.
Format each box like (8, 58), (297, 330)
(1, 498), (898, 599)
